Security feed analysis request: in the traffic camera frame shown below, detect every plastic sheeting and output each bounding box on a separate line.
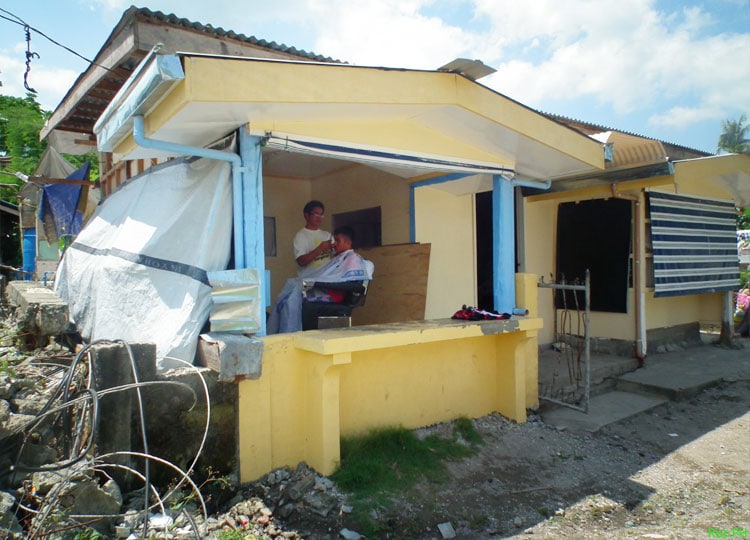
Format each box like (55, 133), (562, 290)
(55, 155), (233, 370)
(38, 161), (90, 244)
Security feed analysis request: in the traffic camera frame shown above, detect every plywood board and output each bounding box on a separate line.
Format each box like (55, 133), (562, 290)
(352, 243), (431, 325)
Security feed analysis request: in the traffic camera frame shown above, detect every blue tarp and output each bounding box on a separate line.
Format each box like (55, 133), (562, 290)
(38, 161), (90, 243)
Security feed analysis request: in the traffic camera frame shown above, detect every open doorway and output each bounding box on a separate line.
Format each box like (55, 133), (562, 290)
(475, 191), (493, 310)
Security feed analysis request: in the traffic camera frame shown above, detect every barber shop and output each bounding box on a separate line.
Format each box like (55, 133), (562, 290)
(48, 48), (611, 480)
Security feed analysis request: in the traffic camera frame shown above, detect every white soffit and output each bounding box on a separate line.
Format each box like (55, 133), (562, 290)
(590, 131), (668, 170)
(108, 54), (604, 181)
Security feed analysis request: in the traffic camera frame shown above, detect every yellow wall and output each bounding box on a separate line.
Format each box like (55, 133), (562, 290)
(238, 280), (542, 481)
(645, 291), (722, 328)
(312, 164), (410, 246)
(523, 198), (557, 345)
(523, 175), (736, 348)
(415, 186), (477, 318)
(263, 176), (312, 299)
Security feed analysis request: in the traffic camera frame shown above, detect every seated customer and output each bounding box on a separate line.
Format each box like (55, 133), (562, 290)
(267, 226), (374, 334)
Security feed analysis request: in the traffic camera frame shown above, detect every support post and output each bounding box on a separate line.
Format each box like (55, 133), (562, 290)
(239, 128), (266, 335)
(492, 175), (515, 314)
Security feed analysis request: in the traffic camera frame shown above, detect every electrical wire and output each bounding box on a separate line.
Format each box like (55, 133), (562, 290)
(6, 339), (212, 539)
(0, 8), (115, 73)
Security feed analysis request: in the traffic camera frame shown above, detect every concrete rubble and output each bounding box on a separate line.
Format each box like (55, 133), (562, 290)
(0, 285), (352, 539)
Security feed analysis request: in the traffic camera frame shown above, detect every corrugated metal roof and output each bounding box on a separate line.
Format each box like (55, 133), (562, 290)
(131, 6), (339, 63)
(544, 112), (713, 159)
(42, 6), (341, 143)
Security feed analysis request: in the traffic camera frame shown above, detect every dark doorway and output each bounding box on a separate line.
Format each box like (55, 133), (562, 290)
(332, 206), (382, 248)
(556, 198), (632, 313)
(475, 191), (493, 310)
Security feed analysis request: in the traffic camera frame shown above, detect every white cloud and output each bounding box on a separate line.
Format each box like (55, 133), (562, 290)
(5, 0), (746, 147)
(649, 106), (723, 129)
(464, 0), (750, 128)
(0, 50), (79, 111)
(306, 0), (476, 69)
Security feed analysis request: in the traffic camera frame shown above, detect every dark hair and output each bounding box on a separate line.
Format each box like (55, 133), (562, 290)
(333, 225), (355, 243)
(303, 200), (325, 215)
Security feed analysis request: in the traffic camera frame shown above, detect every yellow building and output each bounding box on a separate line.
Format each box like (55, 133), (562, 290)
(520, 123), (750, 360)
(41, 8), (748, 482)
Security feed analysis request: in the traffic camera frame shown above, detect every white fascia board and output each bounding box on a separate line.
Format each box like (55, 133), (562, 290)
(94, 53), (185, 152)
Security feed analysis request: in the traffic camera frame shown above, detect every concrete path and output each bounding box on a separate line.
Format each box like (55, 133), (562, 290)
(540, 338), (750, 432)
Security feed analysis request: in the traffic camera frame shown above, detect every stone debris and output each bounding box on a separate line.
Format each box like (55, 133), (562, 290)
(339, 527), (362, 539)
(437, 521), (456, 538)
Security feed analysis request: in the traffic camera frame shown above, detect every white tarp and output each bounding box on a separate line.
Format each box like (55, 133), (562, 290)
(54, 155), (233, 369)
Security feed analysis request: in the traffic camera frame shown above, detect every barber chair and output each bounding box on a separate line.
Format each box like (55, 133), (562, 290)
(301, 280), (369, 330)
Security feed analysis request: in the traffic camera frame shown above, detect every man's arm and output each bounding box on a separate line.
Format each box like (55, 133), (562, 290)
(296, 240), (333, 267)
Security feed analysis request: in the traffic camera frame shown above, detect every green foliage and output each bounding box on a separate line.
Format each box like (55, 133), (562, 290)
(0, 93), (49, 203)
(717, 114), (750, 154)
(69, 528), (104, 540)
(217, 531), (269, 540)
(739, 208), (750, 230)
(64, 150), (100, 182)
(332, 423), (479, 496)
(0, 93), (49, 167)
(0, 359), (17, 378)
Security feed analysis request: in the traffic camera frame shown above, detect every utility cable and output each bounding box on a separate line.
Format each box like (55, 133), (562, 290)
(0, 8), (115, 77)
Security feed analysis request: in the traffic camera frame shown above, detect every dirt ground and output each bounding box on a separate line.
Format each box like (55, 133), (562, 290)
(318, 376), (749, 539)
(2, 303), (747, 539)
(216, 339), (750, 540)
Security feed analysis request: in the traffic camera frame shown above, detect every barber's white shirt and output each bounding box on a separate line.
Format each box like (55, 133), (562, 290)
(293, 228), (332, 277)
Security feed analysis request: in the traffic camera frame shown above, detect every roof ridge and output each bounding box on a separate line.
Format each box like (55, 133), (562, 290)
(131, 5), (341, 64)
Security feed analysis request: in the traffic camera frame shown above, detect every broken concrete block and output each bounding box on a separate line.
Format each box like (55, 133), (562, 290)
(5, 281), (70, 346)
(197, 333), (262, 382)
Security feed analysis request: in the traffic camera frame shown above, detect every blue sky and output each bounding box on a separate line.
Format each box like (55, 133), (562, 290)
(1, 0), (748, 154)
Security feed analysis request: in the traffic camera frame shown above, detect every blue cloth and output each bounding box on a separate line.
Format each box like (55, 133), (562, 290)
(267, 278), (304, 334)
(38, 161), (90, 241)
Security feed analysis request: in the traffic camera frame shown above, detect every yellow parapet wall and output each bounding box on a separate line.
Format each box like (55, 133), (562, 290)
(238, 274), (542, 481)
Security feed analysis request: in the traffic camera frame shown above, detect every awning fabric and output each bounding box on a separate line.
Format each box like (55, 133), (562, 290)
(648, 191), (740, 297)
(263, 135), (515, 176)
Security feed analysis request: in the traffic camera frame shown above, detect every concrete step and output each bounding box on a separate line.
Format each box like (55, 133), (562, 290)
(540, 390), (668, 433)
(615, 349), (749, 401)
(615, 376), (713, 401)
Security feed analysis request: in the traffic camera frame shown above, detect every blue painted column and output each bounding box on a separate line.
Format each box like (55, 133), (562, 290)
(492, 174), (515, 314)
(239, 129), (266, 335)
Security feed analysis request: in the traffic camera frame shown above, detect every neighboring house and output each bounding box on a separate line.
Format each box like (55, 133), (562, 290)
(519, 117), (750, 358)
(0, 200), (20, 279)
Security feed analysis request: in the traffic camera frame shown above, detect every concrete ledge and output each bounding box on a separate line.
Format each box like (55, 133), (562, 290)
(291, 317), (543, 355)
(5, 281), (70, 340)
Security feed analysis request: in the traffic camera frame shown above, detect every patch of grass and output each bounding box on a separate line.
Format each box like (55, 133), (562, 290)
(332, 422), (483, 537)
(454, 416), (483, 445)
(332, 426), (473, 496)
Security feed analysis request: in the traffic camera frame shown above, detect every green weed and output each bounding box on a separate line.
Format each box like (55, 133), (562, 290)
(332, 422), (482, 537)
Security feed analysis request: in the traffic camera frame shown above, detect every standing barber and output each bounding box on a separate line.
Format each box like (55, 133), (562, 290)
(293, 200), (334, 277)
